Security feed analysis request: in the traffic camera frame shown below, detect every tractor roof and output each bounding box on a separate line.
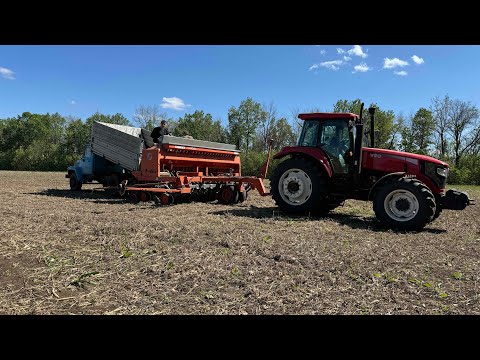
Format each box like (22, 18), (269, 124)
(298, 112), (359, 120)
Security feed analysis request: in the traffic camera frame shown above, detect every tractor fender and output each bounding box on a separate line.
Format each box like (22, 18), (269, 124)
(368, 172), (406, 200)
(273, 146), (333, 177)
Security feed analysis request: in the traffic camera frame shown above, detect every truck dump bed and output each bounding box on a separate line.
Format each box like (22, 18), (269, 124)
(91, 122), (144, 171)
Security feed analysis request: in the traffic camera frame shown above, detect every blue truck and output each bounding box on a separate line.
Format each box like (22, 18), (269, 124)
(66, 122), (150, 190)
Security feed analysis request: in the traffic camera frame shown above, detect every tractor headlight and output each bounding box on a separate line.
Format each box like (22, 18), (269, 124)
(436, 167), (448, 178)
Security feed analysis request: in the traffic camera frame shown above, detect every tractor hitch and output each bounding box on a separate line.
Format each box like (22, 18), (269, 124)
(442, 189), (474, 210)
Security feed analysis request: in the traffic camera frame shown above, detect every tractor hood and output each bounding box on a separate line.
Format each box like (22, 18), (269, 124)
(363, 147), (449, 167)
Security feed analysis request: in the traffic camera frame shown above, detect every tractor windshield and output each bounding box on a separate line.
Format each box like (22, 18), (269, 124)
(297, 120), (319, 147)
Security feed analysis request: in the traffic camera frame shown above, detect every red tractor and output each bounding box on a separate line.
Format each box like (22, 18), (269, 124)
(270, 103), (474, 230)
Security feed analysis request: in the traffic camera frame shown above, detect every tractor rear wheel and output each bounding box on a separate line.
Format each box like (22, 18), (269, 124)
(373, 177), (436, 231)
(270, 157), (328, 215)
(69, 173), (82, 191)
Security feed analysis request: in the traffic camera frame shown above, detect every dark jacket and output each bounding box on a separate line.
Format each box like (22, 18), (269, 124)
(151, 126), (170, 142)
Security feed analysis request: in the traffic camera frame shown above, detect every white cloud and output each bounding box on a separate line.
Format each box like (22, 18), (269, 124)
(318, 60), (344, 71)
(394, 70), (408, 76)
(310, 60), (345, 71)
(337, 48), (345, 54)
(383, 57), (409, 69)
(0, 66), (15, 80)
(320, 49), (326, 56)
(348, 45), (367, 58)
(353, 63), (371, 73)
(69, 100), (76, 105)
(411, 55), (424, 65)
(343, 56), (352, 61)
(160, 97), (191, 111)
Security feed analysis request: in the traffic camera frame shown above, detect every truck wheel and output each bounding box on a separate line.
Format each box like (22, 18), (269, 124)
(69, 173), (82, 191)
(373, 177), (436, 231)
(270, 157), (328, 214)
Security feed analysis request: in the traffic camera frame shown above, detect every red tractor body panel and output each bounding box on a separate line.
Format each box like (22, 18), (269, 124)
(273, 146), (333, 177)
(362, 147), (448, 194)
(362, 147), (448, 168)
(298, 112), (359, 120)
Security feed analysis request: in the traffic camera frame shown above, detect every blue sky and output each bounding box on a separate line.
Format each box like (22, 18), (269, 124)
(1, 45), (479, 126)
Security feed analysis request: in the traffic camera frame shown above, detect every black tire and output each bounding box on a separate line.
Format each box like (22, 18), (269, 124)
(69, 173), (82, 191)
(432, 195), (443, 221)
(270, 157), (328, 215)
(238, 189), (247, 203)
(218, 185), (239, 205)
(373, 177), (436, 231)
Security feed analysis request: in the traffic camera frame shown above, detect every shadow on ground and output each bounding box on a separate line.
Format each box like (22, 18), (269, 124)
(30, 189), (447, 234)
(28, 189), (127, 204)
(210, 206), (447, 234)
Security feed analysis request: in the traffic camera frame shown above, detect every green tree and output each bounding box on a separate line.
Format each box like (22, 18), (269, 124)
(64, 116), (90, 159)
(0, 115), (27, 169)
(431, 95), (451, 158)
(270, 118), (296, 150)
(85, 112), (130, 131)
(332, 99), (396, 149)
(174, 110), (226, 142)
(6, 112), (68, 171)
(228, 98), (266, 153)
(400, 116), (415, 153)
(410, 108), (435, 155)
(447, 99), (480, 167)
(255, 103), (295, 151)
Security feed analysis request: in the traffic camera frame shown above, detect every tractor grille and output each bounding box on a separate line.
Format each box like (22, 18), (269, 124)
(424, 161), (447, 189)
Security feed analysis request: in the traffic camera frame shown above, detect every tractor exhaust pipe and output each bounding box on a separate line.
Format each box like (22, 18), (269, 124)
(368, 107), (376, 148)
(354, 103), (365, 175)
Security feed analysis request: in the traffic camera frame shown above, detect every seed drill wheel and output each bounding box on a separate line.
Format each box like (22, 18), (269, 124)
(238, 189), (248, 203)
(153, 194), (160, 205)
(138, 191), (151, 202)
(129, 192), (139, 203)
(218, 185), (239, 205)
(160, 193), (174, 206)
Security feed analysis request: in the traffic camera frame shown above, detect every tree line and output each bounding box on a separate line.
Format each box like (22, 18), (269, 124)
(1, 95), (479, 184)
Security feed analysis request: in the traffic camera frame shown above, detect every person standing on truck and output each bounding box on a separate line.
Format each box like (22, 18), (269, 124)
(151, 120), (170, 143)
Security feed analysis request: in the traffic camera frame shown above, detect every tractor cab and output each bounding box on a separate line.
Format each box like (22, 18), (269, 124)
(297, 113), (359, 175)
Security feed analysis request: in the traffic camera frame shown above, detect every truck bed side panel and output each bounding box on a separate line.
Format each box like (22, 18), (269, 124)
(91, 122), (143, 171)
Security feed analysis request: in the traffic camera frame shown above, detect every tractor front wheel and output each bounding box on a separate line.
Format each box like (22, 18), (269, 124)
(373, 177), (436, 231)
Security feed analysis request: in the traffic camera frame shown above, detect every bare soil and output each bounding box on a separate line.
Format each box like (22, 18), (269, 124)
(0, 170), (479, 314)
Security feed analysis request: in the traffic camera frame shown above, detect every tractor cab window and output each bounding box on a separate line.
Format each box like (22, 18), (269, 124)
(298, 120), (319, 147)
(318, 119), (351, 174)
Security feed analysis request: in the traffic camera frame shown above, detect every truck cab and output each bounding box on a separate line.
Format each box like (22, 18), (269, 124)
(66, 144), (125, 190)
